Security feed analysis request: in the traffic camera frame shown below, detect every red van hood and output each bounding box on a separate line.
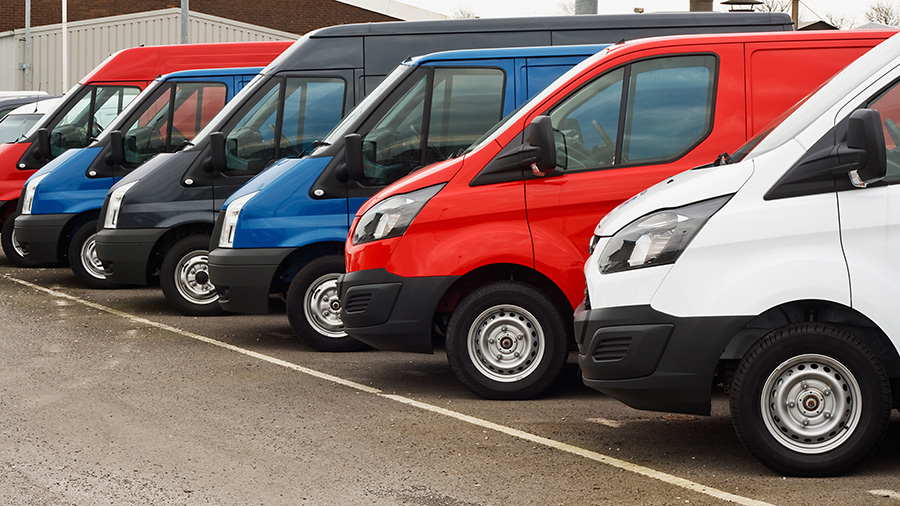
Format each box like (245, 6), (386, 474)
(356, 155), (466, 216)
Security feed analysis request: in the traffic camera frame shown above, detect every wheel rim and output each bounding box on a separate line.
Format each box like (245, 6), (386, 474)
(80, 233), (106, 280)
(174, 249), (217, 306)
(303, 273), (346, 338)
(760, 353), (862, 454)
(467, 304), (545, 383)
(9, 228), (26, 258)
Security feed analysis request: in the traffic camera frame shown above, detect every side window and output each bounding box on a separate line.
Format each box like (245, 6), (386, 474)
(50, 85), (140, 157)
(623, 56), (716, 164)
(361, 67), (505, 186)
(122, 82), (227, 168)
(868, 82), (900, 183)
(549, 55), (716, 172)
(224, 76), (344, 175)
(549, 68), (624, 171)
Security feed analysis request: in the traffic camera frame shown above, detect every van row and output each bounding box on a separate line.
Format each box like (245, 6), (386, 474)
(4, 10), (899, 476)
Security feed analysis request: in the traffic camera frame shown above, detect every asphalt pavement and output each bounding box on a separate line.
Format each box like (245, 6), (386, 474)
(0, 259), (898, 506)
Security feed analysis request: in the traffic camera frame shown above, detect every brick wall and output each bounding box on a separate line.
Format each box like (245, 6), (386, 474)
(0, 0), (398, 35)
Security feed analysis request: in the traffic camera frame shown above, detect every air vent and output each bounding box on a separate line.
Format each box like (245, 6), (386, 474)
(592, 336), (631, 362)
(344, 292), (373, 313)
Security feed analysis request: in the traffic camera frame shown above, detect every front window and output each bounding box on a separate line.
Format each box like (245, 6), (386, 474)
(549, 54), (717, 172)
(120, 81), (227, 167)
(222, 76), (345, 174)
(50, 85), (140, 157)
(360, 66), (505, 185)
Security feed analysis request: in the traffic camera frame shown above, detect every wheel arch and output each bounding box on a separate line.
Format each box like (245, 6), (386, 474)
(719, 299), (900, 402)
(273, 240), (345, 292)
(438, 263), (574, 338)
(146, 222), (214, 276)
(58, 209), (101, 260)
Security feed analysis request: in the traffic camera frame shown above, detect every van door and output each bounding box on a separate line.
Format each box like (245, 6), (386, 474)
(524, 48), (731, 305)
(836, 79), (900, 338)
(212, 70), (353, 209)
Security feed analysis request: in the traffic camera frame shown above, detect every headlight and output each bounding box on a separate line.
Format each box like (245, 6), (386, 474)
(103, 180), (139, 229)
(598, 195), (730, 274)
(21, 173), (49, 215)
(218, 191), (258, 248)
(351, 183), (444, 246)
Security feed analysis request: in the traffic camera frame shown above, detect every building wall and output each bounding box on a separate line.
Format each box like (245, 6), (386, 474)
(0, 9), (299, 93)
(0, 0), (399, 36)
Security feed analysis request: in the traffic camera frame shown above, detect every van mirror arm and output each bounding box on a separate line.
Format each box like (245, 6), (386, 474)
(207, 132), (226, 174)
(107, 130), (125, 167)
(36, 128), (51, 161)
(343, 133), (365, 182)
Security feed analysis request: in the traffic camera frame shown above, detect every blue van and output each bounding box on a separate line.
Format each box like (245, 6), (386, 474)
(14, 67), (262, 287)
(206, 45), (606, 351)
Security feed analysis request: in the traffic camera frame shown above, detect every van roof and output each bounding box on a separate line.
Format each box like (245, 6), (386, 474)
(79, 41), (292, 85)
(407, 44), (609, 66)
(156, 67), (265, 82)
(308, 12), (792, 37)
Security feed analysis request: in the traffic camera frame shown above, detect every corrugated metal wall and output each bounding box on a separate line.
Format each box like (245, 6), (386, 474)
(0, 8), (298, 94)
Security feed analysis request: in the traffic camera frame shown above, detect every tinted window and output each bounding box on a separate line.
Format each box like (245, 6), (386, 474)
(362, 67), (504, 185)
(869, 81), (900, 184)
(549, 55), (716, 172)
(223, 76), (344, 174)
(122, 81), (227, 167)
(50, 85), (140, 157)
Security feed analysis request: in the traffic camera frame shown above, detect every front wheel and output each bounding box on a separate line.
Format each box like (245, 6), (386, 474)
(286, 255), (367, 352)
(160, 235), (224, 316)
(445, 281), (569, 400)
(730, 322), (891, 476)
(68, 220), (119, 288)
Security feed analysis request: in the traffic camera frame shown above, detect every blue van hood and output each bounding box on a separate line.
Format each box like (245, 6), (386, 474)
(224, 156), (330, 209)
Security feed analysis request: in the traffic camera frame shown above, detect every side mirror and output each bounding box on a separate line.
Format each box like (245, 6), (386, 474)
(845, 108), (886, 187)
(36, 128), (51, 160)
(524, 115), (557, 176)
(344, 133), (365, 182)
(208, 131), (226, 173)
(108, 130), (125, 167)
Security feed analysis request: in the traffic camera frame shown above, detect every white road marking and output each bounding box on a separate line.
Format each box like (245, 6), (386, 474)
(870, 490), (900, 500)
(9, 275), (776, 506)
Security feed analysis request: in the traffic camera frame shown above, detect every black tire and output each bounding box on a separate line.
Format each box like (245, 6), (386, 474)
(68, 220), (119, 288)
(160, 235), (224, 316)
(730, 322), (891, 477)
(445, 281), (569, 400)
(1, 215), (48, 267)
(286, 255), (367, 352)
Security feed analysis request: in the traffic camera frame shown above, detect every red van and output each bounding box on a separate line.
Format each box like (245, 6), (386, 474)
(0, 40), (291, 264)
(338, 30), (896, 400)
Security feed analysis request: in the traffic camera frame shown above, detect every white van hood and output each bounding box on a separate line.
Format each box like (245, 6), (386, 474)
(595, 160), (754, 236)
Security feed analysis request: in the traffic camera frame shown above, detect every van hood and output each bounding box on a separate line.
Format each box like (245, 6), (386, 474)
(356, 155), (466, 217)
(595, 159), (754, 237)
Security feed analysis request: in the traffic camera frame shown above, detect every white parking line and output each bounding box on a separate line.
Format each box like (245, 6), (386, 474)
(871, 490), (900, 500)
(9, 275), (776, 506)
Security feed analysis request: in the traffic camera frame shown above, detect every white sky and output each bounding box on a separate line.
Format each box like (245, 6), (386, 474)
(399, 1), (888, 28)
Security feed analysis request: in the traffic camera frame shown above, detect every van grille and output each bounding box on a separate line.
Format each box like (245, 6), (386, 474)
(344, 292), (372, 314)
(592, 336), (631, 362)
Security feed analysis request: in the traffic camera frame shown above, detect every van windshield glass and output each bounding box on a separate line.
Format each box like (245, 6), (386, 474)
(47, 84), (140, 157)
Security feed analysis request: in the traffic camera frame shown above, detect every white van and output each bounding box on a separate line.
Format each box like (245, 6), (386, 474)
(576, 32), (900, 476)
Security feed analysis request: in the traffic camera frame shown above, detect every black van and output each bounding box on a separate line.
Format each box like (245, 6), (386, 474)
(94, 12), (792, 316)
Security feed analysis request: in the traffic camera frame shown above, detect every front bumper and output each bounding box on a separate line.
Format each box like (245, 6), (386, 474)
(14, 213), (73, 263)
(94, 228), (168, 285)
(208, 247), (293, 314)
(338, 268), (458, 353)
(575, 303), (751, 416)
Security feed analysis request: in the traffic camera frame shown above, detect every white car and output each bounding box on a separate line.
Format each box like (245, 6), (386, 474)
(577, 31), (900, 477)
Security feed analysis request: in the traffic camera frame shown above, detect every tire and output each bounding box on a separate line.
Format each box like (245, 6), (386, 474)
(445, 281), (569, 400)
(1, 215), (48, 267)
(68, 220), (119, 288)
(160, 235), (224, 316)
(286, 255), (367, 352)
(730, 322), (891, 477)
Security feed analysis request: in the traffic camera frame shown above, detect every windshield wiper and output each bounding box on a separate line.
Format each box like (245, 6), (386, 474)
(713, 152), (733, 166)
